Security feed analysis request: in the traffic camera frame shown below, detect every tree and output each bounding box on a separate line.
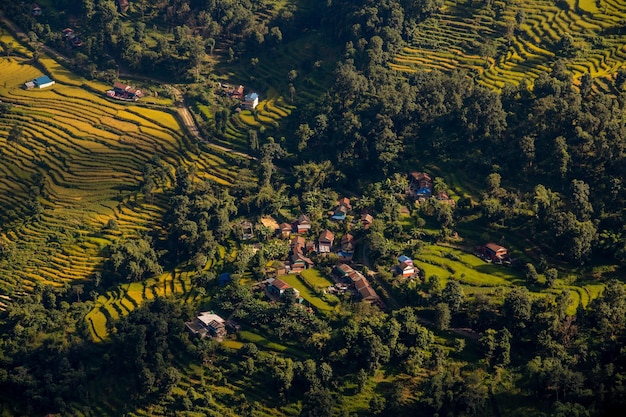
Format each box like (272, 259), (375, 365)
(559, 33), (575, 55)
(109, 237), (163, 281)
(356, 368), (368, 392)
(503, 287), (531, 329)
(268, 26), (283, 45)
(570, 179), (593, 221)
(248, 129), (259, 151)
(545, 268), (558, 287)
(427, 275), (443, 297)
(486, 172), (502, 194)
(296, 123), (314, 152)
(289, 84), (296, 103)
(8, 124), (25, 155)
(525, 263), (540, 285)
(442, 279), (464, 312)
(206, 38), (216, 55)
(554, 136), (570, 179)
(435, 303), (451, 331)
(519, 135), (535, 169)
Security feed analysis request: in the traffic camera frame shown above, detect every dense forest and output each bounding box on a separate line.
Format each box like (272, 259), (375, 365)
(1, 0), (626, 415)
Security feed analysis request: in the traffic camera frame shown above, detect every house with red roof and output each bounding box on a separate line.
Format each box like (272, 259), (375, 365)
(267, 278), (300, 298)
(480, 243), (509, 263)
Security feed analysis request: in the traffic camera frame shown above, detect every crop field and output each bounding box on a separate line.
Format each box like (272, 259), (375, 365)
(216, 31), (337, 151)
(413, 243), (602, 311)
(393, 0), (626, 91)
(86, 269), (200, 340)
(279, 273), (338, 313)
(0, 42), (239, 327)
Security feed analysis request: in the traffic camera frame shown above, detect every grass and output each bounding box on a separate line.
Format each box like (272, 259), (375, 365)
(238, 330), (292, 354)
(299, 268), (334, 289)
(279, 273), (336, 312)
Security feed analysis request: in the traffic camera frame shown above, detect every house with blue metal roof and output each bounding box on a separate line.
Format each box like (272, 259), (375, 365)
(25, 75), (55, 89)
(242, 92), (259, 109)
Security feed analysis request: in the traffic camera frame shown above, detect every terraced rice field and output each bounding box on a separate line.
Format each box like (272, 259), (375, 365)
(216, 31), (335, 150)
(414, 243), (602, 311)
(394, 0), (626, 91)
(86, 269), (199, 340)
(0, 51), (238, 319)
(228, 89), (295, 151)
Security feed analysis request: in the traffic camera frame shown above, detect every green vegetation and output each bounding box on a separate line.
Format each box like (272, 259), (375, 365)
(393, 0), (626, 92)
(1, 0), (626, 416)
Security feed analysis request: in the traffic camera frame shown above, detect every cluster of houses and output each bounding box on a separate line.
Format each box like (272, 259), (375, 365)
(24, 75), (55, 90)
(62, 28), (83, 48)
(220, 83), (259, 109)
(333, 264), (381, 305)
(408, 171), (455, 205)
(106, 82), (144, 101)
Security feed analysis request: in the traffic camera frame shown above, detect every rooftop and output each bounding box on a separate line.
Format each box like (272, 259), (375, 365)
(197, 312), (225, 327)
(270, 278), (291, 290)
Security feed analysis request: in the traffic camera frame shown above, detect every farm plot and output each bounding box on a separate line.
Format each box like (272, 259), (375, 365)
(280, 273), (337, 312)
(0, 49), (237, 315)
(395, 0), (626, 91)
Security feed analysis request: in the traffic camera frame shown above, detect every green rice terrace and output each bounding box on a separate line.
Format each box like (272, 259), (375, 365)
(0, 47), (241, 315)
(392, 0), (626, 91)
(197, 30), (337, 152)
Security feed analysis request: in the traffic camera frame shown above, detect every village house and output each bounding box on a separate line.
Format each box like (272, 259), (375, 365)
(218, 273), (231, 287)
(333, 263), (354, 280)
(333, 264), (381, 305)
(241, 220), (254, 240)
(31, 4), (42, 16)
(289, 235), (313, 272)
(396, 255), (416, 277)
(107, 82), (143, 101)
(341, 233), (355, 252)
(116, 0), (130, 13)
(338, 233), (355, 262)
(223, 84), (245, 99)
(290, 252), (313, 272)
(290, 235), (306, 253)
(185, 311), (226, 339)
(278, 222), (292, 238)
(361, 213), (374, 229)
(479, 243), (509, 263)
(331, 197), (352, 220)
(436, 191), (456, 206)
(408, 171), (433, 200)
(318, 229), (335, 253)
(295, 214), (311, 234)
(24, 75), (55, 89)
(62, 28), (83, 47)
(267, 278), (300, 299)
(242, 92), (259, 109)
